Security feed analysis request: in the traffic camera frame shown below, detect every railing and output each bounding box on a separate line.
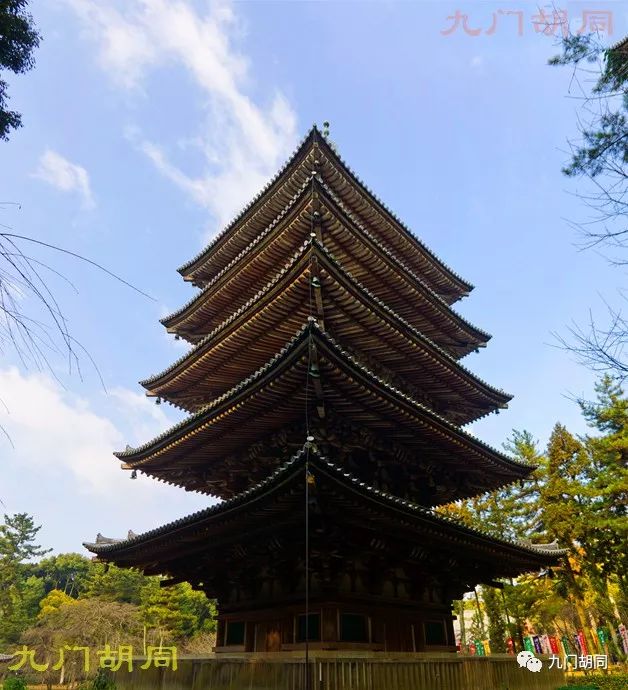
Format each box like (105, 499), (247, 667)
(112, 653), (564, 690)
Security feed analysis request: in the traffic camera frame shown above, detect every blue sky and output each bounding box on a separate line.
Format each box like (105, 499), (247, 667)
(0, 1), (625, 554)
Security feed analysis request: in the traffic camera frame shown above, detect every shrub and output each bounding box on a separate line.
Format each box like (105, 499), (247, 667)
(90, 668), (116, 690)
(2, 676), (27, 690)
(77, 669), (117, 690)
(556, 674), (628, 690)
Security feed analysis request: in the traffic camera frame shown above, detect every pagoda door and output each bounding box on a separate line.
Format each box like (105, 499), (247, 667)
(255, 622), (282, 652)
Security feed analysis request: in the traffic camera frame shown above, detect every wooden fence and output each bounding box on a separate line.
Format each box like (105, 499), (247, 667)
(112, 654), (565, 690)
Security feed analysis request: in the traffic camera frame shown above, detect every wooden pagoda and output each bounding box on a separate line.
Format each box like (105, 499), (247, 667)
(85, 126), (561, 653)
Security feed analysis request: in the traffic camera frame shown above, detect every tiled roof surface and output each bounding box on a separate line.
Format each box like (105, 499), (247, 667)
(118, 323), (526, 475)
(178, 126), (473, 294)
(162, 177), (488, 345)
(86, 445), (563, 560)
(142, 239), (509, 409)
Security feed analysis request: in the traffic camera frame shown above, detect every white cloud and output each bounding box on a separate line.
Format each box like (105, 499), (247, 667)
(64, 0), (298, 231)
(0, 367), (210, 553)
(33, 149), (95, 209)
(0, 367), (165, 494)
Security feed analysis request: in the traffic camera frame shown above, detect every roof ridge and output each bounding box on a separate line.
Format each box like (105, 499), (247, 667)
(163, 176), (488, 342)
(142, 239), (312, 388)
(317, 457), (564, 556)
(317, 179), (489, 340)
(117, 325), (311, 459)
(177, 125), (473, 296)
(162, 176), (313, 328)
(142, 240), (509, 405)
(121, 323), (527, 473)
(311, 325), (529, 471)
(87, 446), (558, 559)
(86, 445), (311, 552)
(313, 134), (473, 292)
(177, 126), (318, 275)
(314, 243), (506, 397)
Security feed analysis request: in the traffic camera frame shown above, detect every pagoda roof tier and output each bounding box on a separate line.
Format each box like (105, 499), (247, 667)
(143, 241), (510, 424)
(177, 126), (472, 304)
(85, 447), (562, 585)
(161, 179), (489, 353)
(117, 325), (530, 502)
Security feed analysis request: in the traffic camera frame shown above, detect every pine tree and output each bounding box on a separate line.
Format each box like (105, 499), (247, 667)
(0, 513), (49, 643)
(579, 376), (628, 621)
(481, 586), (508, 652)
(541, 423), (599, 652)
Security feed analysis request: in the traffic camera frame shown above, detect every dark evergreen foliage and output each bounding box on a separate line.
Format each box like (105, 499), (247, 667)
(0, 0), (40, 140)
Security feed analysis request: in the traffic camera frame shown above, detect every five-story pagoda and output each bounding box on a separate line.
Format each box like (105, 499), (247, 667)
(85, 126), (560, 653)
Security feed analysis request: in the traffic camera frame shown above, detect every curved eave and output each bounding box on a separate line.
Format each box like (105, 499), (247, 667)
(178, 125), (472, 301)
(177, 128), (316, 278)
(161, 178), (313, 332)
(117, 324), (530, 485)
(118, 325), (313, 462)
(142, 242), (510, 421)
(86, 448), (561, 573)
(162, 179), (490, 351)
(315, 179), (489, 346)
(143, 240), (311, 390)
(313, 132), (473, 298)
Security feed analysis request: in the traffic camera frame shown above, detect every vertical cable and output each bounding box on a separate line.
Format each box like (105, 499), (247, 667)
(305, 442), (311, 690)
(302, 185), (317, 689)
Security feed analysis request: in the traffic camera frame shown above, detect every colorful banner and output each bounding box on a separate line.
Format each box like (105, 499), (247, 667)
(560, 635), (573, 656)
(532, 635), (542, 654)
(454, 622), (628, 657)
(618, 625), (628, 655)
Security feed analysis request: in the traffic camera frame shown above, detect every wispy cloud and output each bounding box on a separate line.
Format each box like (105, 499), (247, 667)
(0, 367), (166, 494)
(0, 367), (210, 552)
(63, 0), (298, 232)
(33, 149), (95, 209)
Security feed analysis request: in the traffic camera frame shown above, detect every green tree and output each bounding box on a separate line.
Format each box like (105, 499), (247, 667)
(83, 563), (147, 605)
(481, 586), (508, 653)
(140, 580), (216, 640)
(0, 0), (40, 140)
(579, 376), (628, 619)
(35, 553), (91, 597)
(451, 430), (545, 543)
(539, 423), (588, 547)
(37, 589), (77, 618)
(0, 513), (49, 563)
(539, 423), (600, 652)
(550, 35), (628, 376)
(0, 513), (49, 643)
(17, 575), (44, 621)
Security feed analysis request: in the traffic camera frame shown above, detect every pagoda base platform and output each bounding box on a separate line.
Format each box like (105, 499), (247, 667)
(109, 652), (565, 690)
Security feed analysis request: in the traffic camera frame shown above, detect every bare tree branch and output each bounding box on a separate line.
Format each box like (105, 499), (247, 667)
(552, 33), (628, 377)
